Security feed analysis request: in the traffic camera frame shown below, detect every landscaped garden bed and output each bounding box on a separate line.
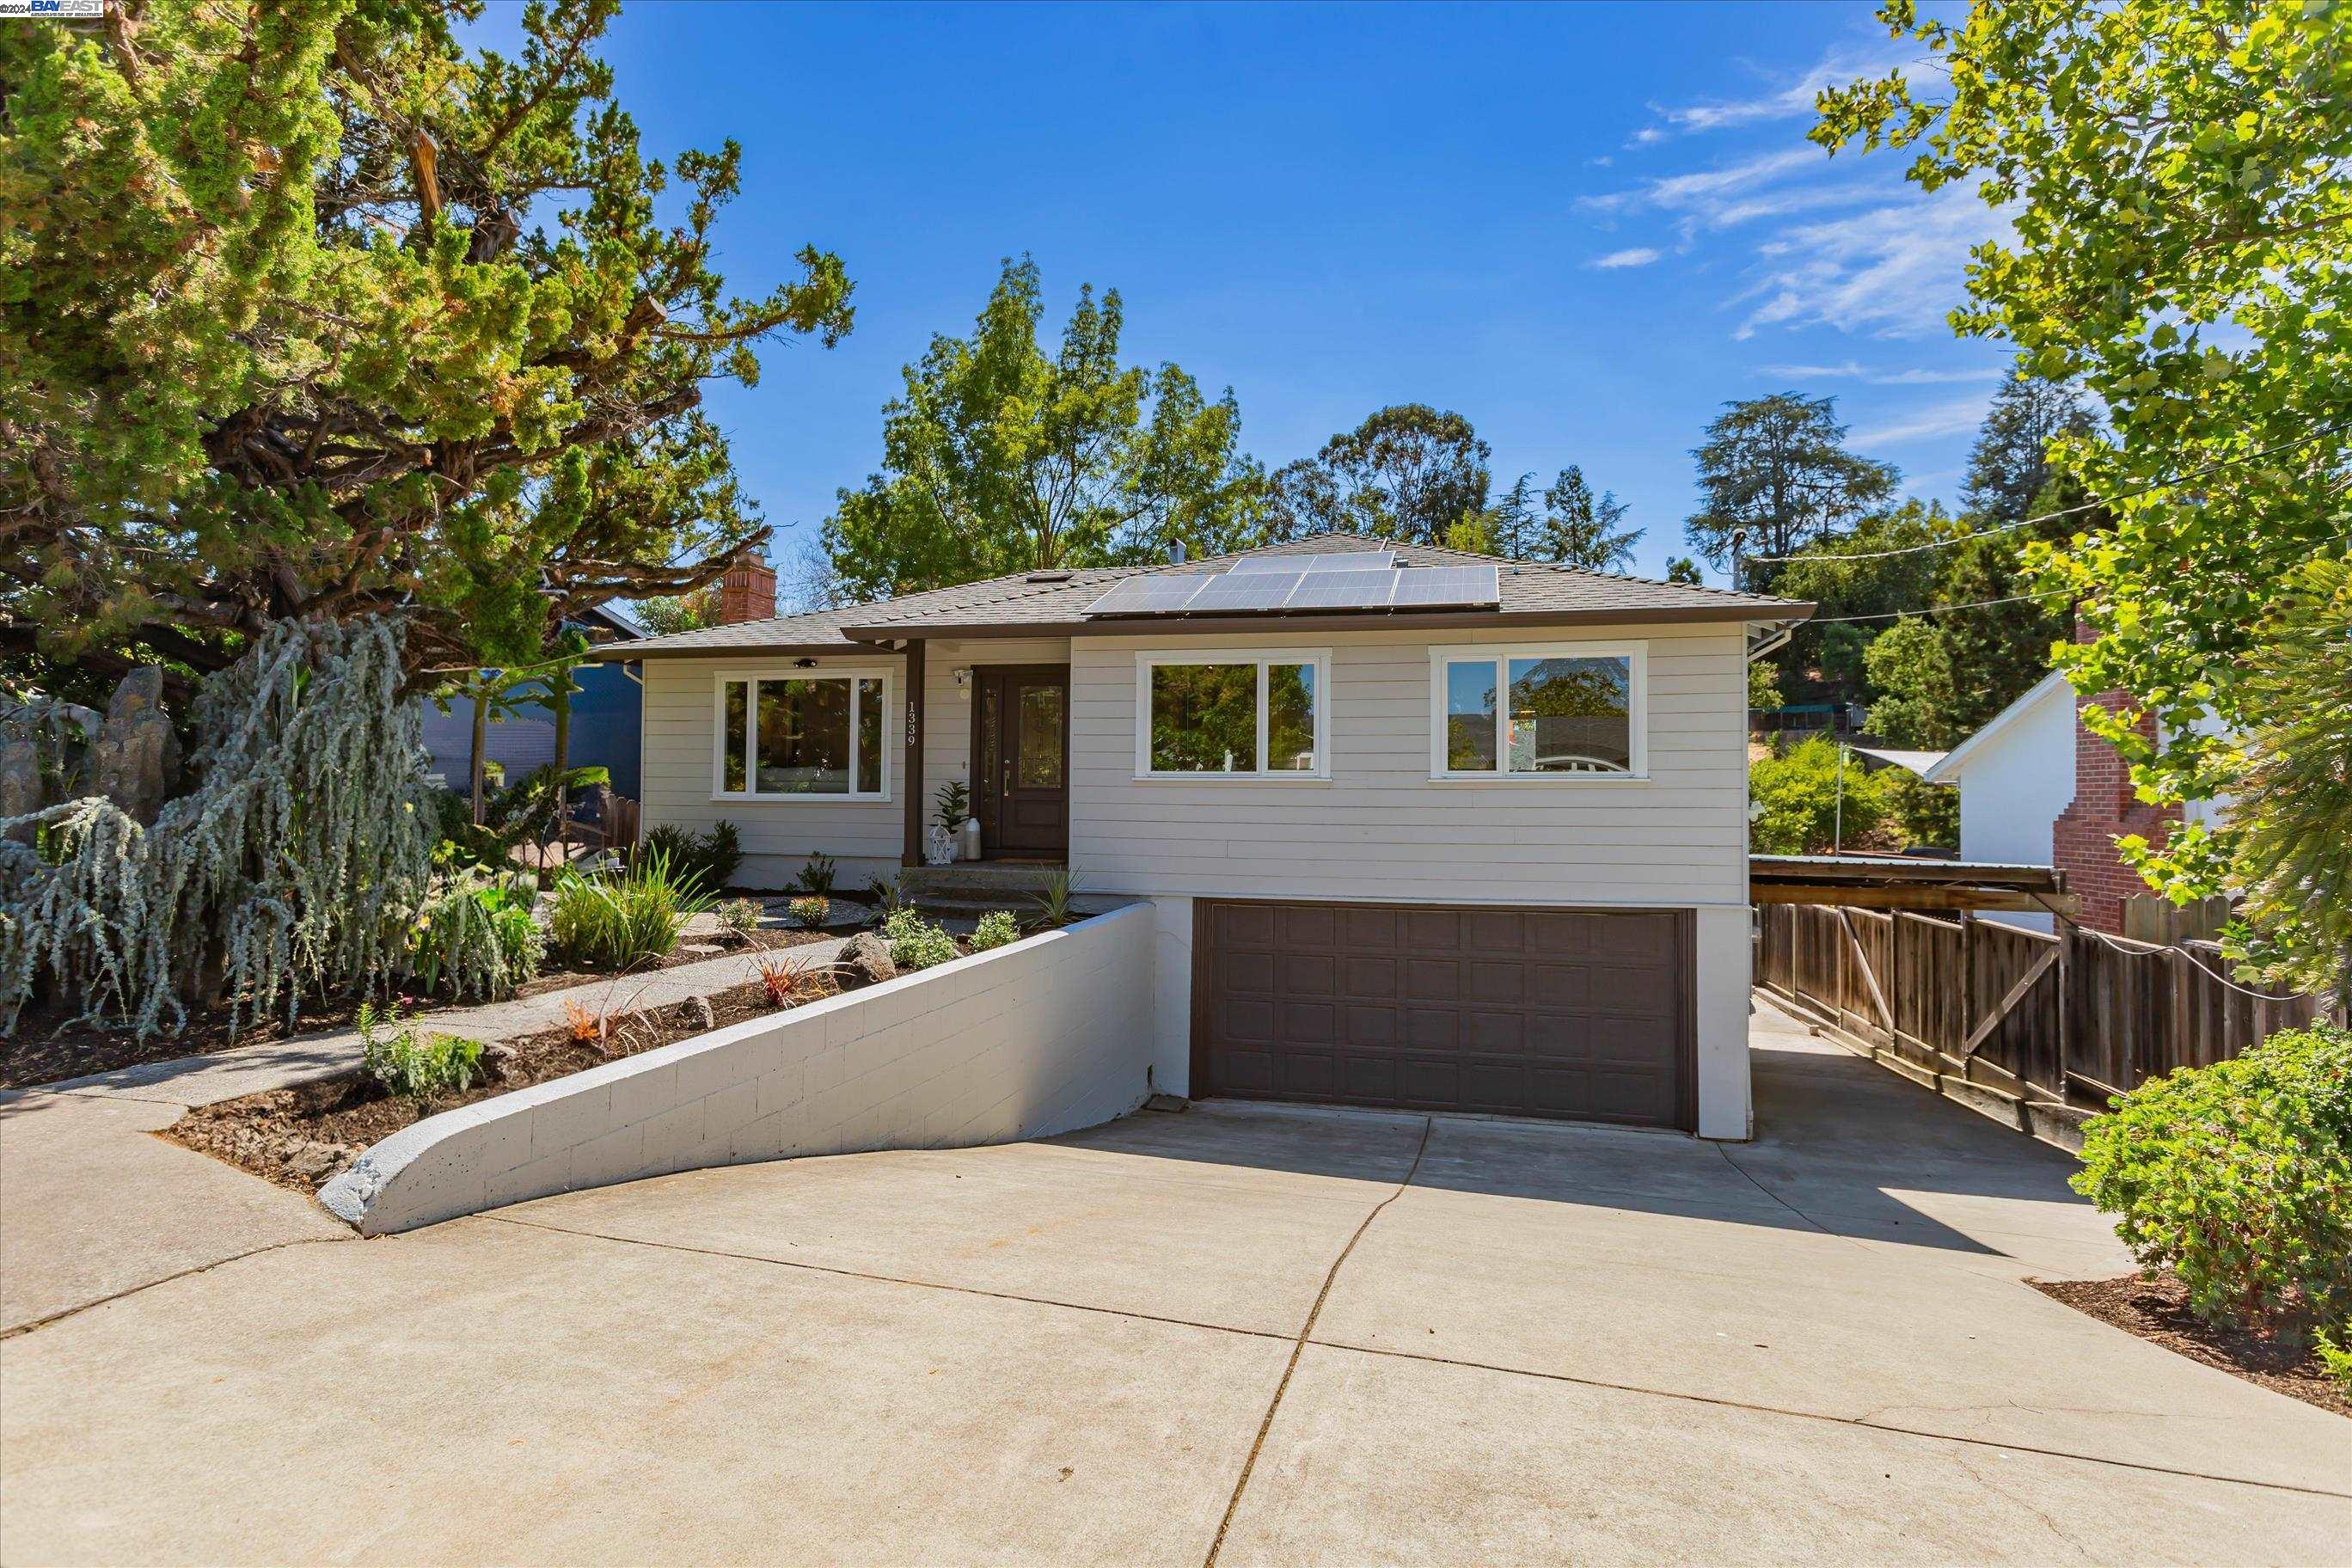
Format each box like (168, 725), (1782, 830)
(162, 904), (1018, 1198)
(0, 921), (835, 1092)
(165, 967), (855, 1196)
(2035, 1272), (2349, 1418)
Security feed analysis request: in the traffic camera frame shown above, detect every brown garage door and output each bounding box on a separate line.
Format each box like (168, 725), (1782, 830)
(1192, 900), (1694, 1130)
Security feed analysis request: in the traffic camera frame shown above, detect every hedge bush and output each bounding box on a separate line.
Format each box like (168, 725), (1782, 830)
(2072, 1026), (2352, 1334)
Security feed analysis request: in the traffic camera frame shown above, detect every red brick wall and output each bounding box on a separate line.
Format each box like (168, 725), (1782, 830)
(717, 548), (777, 626)
(2051, 688), (2177, 934)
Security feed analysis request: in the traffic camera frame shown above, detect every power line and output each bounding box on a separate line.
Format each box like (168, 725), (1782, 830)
(1806, 589), (2072, 625)
(1745, 417), (2352, 565)
(1800, 530), (2350, 624)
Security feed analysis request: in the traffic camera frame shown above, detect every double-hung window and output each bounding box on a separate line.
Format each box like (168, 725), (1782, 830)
(1136, 650), (1328, 779)
(714, 671), (891, 799)
(1430, 643), (1645, 780)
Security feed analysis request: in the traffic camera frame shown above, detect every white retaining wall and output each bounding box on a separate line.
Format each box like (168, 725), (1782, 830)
(322, 903), (1158, 1235)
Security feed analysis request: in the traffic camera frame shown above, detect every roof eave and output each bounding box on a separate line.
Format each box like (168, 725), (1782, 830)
(836, 601), (1810, 640)
(586, 640), (859, 661)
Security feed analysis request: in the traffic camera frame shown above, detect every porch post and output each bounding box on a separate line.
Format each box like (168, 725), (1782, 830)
(902, 638), (926, 867)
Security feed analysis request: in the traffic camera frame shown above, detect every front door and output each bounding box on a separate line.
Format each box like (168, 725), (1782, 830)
(972, 665), (1069, 859)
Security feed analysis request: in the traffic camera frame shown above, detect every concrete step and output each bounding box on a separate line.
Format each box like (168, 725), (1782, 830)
(900, 863), (1067, 897)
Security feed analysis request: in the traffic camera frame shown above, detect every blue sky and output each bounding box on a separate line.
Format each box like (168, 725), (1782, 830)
(481, 2), (2008, 590)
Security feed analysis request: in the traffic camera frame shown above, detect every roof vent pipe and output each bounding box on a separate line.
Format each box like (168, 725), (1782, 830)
(1168, 539), (1186, 565)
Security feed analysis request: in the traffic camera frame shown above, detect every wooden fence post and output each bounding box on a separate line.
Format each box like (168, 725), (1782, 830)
(2053, 917), (2072, 1106)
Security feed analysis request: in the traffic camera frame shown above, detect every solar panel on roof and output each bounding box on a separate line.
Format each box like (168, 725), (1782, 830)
(1185, 572), (1303, 611)
(1226, 551), (1395, 575)
(1388, 565), (1500, 607)
(1082, 573), (1218, 615)
(1282, 569), (1402, 609)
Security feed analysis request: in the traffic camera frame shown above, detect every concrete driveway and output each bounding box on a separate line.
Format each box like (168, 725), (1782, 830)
(3, 996), (2345, 1565)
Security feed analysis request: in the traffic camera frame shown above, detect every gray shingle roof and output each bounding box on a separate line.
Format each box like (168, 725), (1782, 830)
(606, 535), (1809, 658)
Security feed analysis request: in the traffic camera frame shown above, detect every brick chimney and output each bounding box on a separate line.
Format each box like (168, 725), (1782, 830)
(717, 546), (777, 625)
(2049, 619), (2178, 934)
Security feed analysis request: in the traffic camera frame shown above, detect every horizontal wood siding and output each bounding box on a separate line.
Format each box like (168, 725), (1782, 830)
(638, 654), (905, 867)
(1069, 622), (1749, 906)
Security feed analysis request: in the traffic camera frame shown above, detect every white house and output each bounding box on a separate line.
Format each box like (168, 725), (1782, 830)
(1920, 671), (2075, 932)
(599, 537), (1810, 1141)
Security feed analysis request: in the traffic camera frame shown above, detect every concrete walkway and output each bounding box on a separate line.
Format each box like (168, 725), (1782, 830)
(0, 939), (850, 1334)
(3, 992), (2344, 1564)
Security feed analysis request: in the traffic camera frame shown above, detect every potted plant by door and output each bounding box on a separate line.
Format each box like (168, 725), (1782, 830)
(931, 780), (971, 867)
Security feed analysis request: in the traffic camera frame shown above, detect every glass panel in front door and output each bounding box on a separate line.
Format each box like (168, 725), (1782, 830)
(1017, 685), (1063, 788)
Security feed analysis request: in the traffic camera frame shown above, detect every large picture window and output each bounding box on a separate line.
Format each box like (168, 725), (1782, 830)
(1429, 643), (1645, 780)
(1136, 651), (1328, 779)
(714, 671), (891, 799)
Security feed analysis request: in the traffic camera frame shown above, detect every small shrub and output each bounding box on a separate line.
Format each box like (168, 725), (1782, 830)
(640, 820), (743, 896)
(562, 997), (603, 1044)
(787, 895), (830, 929)
(2317, 1326), (2352, 1395)
(717, 897), (763, 938)
(358, 1002), (484, 1103)
(409, 874), (542, 1001)
(2072, 1026), (2352, 1336)
(867, 873), (905, 916)
(971, 910), (1020, 952)
(1032, 867), (1081, 928)
(547, 848), (714, 971)
(792, 852), (838, 897)
(880, 907), (959, 972)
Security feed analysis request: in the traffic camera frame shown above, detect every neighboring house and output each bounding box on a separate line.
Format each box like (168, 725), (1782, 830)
(1924, 666), (2233, 936)
(420, 603), (646, 805)
(597, 536), (1810, 1142)
(1921, 671), (2075, 933)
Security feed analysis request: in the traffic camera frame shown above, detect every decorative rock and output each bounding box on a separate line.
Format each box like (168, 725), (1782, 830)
(89, 667), (181, 824)
(840, 931), (897, 987)
(482, 1042), (521, 1081)
(285, 1140), (343, 1182)
(679, 995), (717, 1033)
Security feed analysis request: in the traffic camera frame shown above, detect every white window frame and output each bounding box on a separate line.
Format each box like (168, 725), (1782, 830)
(1133, 648), (1332, 781)
(711, 666), (895, 802)
(1426, 641), (1648, 783)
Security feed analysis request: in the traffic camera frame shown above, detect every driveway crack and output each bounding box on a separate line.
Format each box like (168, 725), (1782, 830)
(1202, 1115), (1433, 1568)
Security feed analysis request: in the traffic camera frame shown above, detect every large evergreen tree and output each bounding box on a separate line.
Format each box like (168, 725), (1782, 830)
(0, 0), (852, 695)
(1684, 393), (1898, 585)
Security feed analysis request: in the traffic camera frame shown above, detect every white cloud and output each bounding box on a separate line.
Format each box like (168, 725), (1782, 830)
(1625, 126), (1669, 149)
(1637, 40), (1939, 142)
(1589, 247), (1663, 270)
(1852, 395), (1994, 447)
(1761, 361), (2002, 385)
(1586, 154), (1614, 168)
(1732, 185), (2010, 340)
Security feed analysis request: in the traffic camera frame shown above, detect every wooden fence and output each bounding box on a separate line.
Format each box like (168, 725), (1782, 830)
(1756, 903), (2323, 1106)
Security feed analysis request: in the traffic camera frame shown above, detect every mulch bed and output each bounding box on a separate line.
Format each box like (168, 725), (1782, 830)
(0, 926), (834, 1092)
(162, 970), (860, 1197)
(2034, 1272), (2349, 1418)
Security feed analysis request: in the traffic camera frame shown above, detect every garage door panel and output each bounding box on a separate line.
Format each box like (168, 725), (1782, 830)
(1463, 961), (1523, 1005)
(1403, 959), (1462, 1002)
(1461, 1011), (1524, 1054)
(1402, 910), (1462, 951)
(1279, 952), (1336, 995)
(1402, 1008), (1459, 1050)
(1217, 997), (1275, 1042)
(1197, 900), (1691, 1131)
(1282, 904), (1338, 946)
